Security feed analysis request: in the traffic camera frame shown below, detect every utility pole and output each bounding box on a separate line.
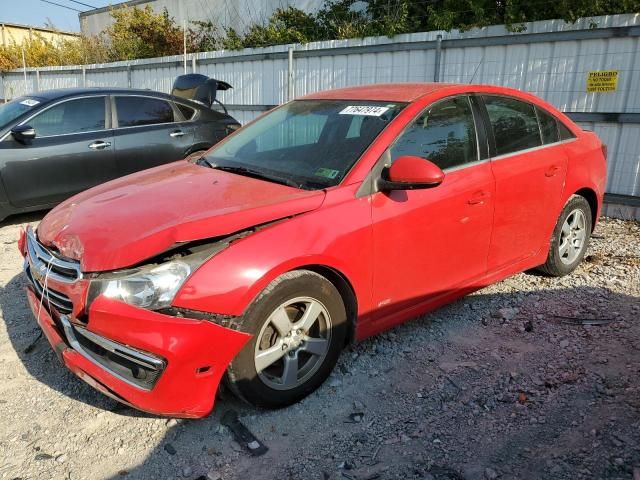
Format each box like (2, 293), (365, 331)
(183, 20), (187, 75)
(22, 47), (28, 94)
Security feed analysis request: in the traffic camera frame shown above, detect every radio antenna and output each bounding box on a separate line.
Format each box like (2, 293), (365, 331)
(470, 54), (485, 84)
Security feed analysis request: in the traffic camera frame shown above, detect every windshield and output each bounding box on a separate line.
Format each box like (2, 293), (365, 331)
(0, 97), (43, 131)
(202, 99), (406, 189)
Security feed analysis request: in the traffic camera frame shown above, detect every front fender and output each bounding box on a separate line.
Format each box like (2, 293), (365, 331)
(173, 186), (373, 318)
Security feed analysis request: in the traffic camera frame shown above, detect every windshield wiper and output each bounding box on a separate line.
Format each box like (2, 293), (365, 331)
(209, 164), (303, 189)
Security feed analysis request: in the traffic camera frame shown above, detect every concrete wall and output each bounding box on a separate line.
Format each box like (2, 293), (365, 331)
(79, 0), (325, 36)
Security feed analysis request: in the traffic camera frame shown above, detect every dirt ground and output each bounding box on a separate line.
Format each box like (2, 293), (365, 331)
(0, 213), (639, 480)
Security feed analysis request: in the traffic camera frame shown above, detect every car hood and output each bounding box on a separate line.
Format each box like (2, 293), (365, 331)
(37, 161), (326, 272)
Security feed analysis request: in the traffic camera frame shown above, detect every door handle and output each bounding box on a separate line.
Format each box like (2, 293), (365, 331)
(169, 130), (185, 138)
(468, 191), (490, 205)
(88, 141), (111, 150)
(545, 165), (561, 177)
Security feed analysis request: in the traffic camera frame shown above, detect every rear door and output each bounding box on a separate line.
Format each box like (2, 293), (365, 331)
(0, 95), (115, 208)
(112, 95), (195, 176)
(480, 95), (569, 271)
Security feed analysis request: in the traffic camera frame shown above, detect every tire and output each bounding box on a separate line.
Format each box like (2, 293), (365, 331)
(538, 195), (592, 277)
(225, 270), (347, 408)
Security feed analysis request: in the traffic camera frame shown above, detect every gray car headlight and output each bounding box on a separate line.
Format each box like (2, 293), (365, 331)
(90, 261), (192, 310)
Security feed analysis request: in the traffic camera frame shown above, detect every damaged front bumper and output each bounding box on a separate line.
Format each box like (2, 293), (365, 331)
(20, 228), (251, 418)
(25, 289), (251, 417)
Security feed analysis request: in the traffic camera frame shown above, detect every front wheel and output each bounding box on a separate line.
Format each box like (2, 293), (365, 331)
(225, 270), (347, 408)
(538, 195), (592, 277)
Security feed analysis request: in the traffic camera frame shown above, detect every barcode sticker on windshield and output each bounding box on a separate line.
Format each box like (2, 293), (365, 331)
(339, 105), (389, 116)
(20, 99), (40, 107)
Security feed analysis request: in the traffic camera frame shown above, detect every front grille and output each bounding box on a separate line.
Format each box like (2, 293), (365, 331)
(25, 264), (74, 314)
(25, 227), (81, 284)
(24, 227), (81, 315)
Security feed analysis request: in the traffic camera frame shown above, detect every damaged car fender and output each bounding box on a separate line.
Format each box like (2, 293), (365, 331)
(173, 184), (374, 326)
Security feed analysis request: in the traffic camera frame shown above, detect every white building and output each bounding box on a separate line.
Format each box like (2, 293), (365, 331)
(79, 0), (325, 36)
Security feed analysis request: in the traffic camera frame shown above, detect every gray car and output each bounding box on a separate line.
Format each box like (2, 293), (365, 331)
(0, 82), (240, 222)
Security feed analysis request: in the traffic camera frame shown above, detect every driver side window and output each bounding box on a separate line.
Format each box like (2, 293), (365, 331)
(390, 96), (478, 170)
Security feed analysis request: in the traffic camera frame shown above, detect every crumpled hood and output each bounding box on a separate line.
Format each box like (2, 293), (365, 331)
(37, 161), (325, 271)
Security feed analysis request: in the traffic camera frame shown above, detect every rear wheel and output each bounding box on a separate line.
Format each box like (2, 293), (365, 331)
(225, 270), (347, 408)
(538, 195), (592, 276)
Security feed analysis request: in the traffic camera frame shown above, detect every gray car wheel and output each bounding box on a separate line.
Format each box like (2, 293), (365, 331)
(225, 270), (347, 408)
(538, 195), (592, 277)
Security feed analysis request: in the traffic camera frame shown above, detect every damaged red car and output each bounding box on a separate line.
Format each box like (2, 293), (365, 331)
(20, 83), (607, 417)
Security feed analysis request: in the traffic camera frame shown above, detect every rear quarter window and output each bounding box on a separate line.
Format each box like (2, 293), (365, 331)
(176, 103), (196, 121)
(558, 121), (576, 140)
(536, 107), (560, 144)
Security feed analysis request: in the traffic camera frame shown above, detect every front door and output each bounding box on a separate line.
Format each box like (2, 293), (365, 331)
(371, 96), (495, 322)
(0, 95), (116, 208)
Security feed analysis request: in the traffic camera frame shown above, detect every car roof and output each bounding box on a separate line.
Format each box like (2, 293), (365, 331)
(301, 83), (465, 102)
(23, 87), (184, 103)
(300, 82), (548, 104)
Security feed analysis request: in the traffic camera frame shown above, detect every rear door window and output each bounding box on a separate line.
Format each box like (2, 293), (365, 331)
(29, 96), (106, 137)
(483, 96), (542, 156)
(390, 96), (478, 170)
(115, 96), (175, 127)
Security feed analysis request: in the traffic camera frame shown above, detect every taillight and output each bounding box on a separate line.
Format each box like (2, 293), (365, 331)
(601, 144), (608, 160)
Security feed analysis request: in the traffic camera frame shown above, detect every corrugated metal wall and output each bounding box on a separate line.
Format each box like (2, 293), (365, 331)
(1, 13), (639, 197)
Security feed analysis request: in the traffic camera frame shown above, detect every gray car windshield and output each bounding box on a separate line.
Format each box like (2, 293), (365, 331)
(202, 100), (406, 189)
(0, 97), (43, 131)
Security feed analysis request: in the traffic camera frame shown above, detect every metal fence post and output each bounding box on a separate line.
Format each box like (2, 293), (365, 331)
(288, 46), (295, 101)
(434, 34), (443, 82)
(192, 55), (197, 73)
(82, 66), (87, 87)
(0, 72), (5, 102)
(35, 69), (40, 91)
(126, 65), (132, 88)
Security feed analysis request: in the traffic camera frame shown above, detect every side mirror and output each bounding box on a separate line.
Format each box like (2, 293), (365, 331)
(378, 155), (445, 191)
(11, 125), (36, 143)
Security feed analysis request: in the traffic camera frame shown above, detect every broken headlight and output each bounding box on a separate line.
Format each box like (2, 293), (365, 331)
(88, 261), (192, 311)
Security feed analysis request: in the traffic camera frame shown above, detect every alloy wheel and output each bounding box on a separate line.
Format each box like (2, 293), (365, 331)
(254, 297), (332, 391)
(558, 208), (587, 265)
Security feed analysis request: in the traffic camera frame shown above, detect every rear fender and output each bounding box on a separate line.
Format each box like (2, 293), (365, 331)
(561, 132), (606, 224)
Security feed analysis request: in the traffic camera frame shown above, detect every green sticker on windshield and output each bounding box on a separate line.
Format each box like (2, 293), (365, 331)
(314, 167), (340, 179)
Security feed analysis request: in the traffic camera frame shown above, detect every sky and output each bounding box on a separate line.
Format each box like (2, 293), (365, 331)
(0, 0), (115, 32)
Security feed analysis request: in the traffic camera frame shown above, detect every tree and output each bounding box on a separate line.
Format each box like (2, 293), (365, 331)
(106, 5), (184, 60)
(222, 7), (321, 49)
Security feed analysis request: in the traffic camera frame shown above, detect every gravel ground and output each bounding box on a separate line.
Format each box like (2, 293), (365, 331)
(0, 214), (639, 480)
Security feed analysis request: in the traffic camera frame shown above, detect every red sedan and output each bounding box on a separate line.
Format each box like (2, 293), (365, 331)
(20, 83), (606, 417)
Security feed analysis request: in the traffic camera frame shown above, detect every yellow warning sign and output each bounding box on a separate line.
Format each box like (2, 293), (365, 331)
(586, 70), (619, 93)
